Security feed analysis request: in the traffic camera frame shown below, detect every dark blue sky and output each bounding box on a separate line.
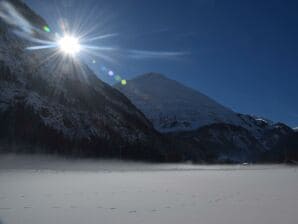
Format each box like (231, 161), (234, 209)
(25, 0), (298, 127)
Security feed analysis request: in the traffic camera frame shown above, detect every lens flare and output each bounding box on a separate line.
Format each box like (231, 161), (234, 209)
(121, 79), (127, 86)
(58, 35), (81, 56)
(43, 26), (51, 33)
(115, 75), (121, 81)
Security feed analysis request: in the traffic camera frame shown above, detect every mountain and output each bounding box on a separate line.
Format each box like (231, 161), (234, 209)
(0, 1), (296, 163)
(115, 73), (266, 132)
(169, 122), (295, 163)
(116, 73), (297, 163)
(0, 0), (171, 161)
(115, 73), (238, 132)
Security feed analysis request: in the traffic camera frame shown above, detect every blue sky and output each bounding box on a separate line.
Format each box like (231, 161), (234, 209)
(25, 0), (298, 127)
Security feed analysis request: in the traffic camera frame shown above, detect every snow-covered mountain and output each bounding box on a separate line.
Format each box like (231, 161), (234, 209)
(115, 73), (269, 132)
(0, 1), (296, 163)
(0, 0), (168, 160)
(116, 73), (236, 132)
(116, 73), (297, 162)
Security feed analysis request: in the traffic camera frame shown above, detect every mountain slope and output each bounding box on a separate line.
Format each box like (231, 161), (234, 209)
(0, 0), (168, 160)
(115, 73), (242, 132)
(168, 122), (295, 163)
(115, 73), (271, 133)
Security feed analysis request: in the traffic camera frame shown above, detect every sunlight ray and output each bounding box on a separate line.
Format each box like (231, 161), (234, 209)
(82, 33), (119, 43)
(26, 45), (57, 50)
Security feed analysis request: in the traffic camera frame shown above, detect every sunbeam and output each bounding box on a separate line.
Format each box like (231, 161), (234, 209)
(82, 33), (119, 43)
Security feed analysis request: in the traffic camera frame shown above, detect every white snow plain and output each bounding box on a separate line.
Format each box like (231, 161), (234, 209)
(0, 155), (297, 224)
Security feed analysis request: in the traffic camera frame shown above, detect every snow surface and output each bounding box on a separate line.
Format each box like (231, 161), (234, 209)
(0, 155), (297, 224)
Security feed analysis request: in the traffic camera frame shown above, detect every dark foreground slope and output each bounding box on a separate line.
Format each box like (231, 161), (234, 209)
(168, 123), (297, 163)
(0, 0), (173, 161)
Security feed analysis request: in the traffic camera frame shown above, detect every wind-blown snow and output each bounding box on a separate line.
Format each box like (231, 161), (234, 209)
(0, 155), (297, 224)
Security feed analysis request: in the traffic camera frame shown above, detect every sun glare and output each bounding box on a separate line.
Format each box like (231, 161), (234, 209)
(58, 35), (81, 56)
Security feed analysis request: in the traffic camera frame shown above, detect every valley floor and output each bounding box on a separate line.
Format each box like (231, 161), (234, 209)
(0, 155), (297, 224)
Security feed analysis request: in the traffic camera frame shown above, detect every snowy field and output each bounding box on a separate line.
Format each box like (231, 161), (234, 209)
(0, 155), (297, 224)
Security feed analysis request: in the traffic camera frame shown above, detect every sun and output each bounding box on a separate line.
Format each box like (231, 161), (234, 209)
(58, 35), (81, 56)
